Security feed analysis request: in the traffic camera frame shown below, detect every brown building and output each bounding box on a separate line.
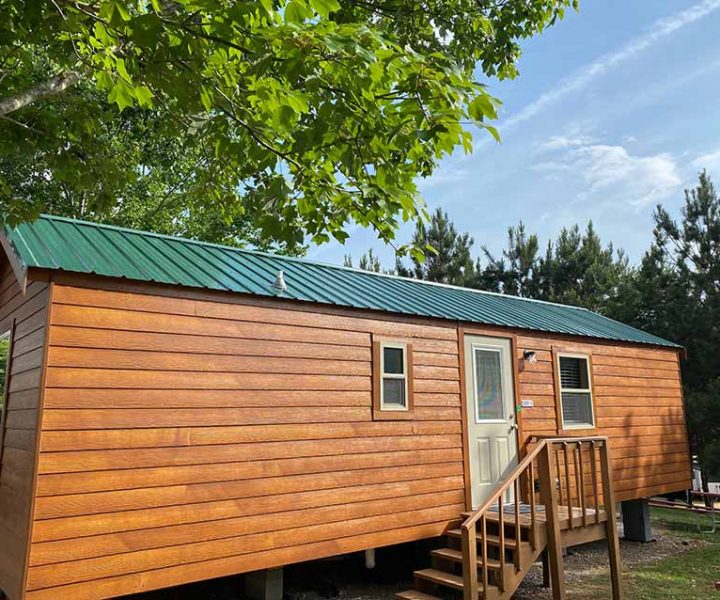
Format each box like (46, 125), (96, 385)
(0, 216), (690, 600)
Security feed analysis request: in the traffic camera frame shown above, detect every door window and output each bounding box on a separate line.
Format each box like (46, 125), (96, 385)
(473, 347), (505, 422)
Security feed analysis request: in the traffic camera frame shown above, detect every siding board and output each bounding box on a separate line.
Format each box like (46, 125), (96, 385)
(0, 267), (49, 600)
(516, 334), (690, 503)
(17, 281), (691, 600)
(32, 475), (464, 543)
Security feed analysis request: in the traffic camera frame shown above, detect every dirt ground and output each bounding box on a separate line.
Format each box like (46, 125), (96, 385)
(128, 518), (711, 600)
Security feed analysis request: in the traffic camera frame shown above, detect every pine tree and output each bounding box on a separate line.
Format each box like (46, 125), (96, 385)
(480, 222), (539, 296)
(612, 171), (720, 483)
(635, 171), (720, 481)
(359, 249), (382, 273)
(344, 249), (387, 274)
(649, 171), (720, 389)
(397, 208), (475, 286)
(534, 222), (629, 313)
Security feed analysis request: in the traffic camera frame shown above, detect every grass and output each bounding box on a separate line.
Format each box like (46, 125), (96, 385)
(573, 506), (720, 600)
(650, 506), (720, 540)
(627, 544), (719, 600)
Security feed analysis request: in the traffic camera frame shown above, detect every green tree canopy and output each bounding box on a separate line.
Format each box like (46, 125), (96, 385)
(1, 0), (575, 252)
(396, 207), (475, 285)
(344, 248), (383, 273)
(617, 171), (720, 481)
(479, 222), (539, 296)
(534, 221), (630, 312)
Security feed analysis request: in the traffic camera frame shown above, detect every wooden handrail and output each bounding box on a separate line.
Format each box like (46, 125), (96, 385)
(459, 435), (610, 600)
(461, 436), (608, 531)
(461, 439), (548, 531)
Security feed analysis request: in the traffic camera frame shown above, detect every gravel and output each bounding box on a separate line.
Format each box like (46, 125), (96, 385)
(128, 521), (708, 600)
(513, 521), (708, 599)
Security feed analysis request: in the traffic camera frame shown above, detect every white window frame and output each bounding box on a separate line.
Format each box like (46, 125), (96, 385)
(557, 352), (596, 430)
(379, 341), (409, 412)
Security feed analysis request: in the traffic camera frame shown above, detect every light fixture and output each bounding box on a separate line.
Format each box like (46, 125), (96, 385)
(523, 350), (537, 363)
(271, 270), (288, 293)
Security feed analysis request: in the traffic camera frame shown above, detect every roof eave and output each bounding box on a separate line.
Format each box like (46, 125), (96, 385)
(0, 231), (28, 294)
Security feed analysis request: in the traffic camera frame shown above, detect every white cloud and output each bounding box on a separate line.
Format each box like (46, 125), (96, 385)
(502, 0), (720, 132)
(540, 135), (593, 151)
(417, 167), (470, 191)
(540, 138), (682, 208)
(691, 149), (720, 176)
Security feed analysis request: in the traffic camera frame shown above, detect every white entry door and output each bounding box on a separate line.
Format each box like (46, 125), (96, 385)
(464, 335), (519, 509)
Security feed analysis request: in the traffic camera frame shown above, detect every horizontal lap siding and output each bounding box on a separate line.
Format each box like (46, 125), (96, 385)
(28, 285), (464, 599)
(515, 335), (691, 501)
(0, 265), (49, 600)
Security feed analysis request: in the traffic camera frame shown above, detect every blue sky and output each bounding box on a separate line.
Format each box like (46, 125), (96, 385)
(309, 0), (720, 267)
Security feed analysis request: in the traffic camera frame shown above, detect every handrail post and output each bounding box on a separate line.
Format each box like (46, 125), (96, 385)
(538, 442), (566, 600)
(461, 524), (478, 600)
(599, 441), (623, 600)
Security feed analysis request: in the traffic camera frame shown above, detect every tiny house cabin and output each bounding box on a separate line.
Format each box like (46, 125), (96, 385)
(0, 216), (690, 600)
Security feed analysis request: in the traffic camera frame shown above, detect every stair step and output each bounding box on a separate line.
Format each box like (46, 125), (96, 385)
(446, 529), (520, 548)
(414, 568), (464, 591)
(431, 547), (503, 569)
(395, 591), (443, 600)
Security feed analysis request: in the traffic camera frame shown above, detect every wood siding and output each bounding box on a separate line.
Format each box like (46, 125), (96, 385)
(512, 334), (691, 501)
(0, 263), (49, 600)
(9, 277), (690, 600)
(26, 284), (465, 600)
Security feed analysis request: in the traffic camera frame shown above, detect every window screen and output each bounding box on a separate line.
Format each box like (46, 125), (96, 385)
(558, 355), (594, 428)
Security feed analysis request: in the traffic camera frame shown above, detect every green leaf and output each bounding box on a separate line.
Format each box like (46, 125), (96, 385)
(134, 85), (154, 107)
(482, 124), (501, 143)
(112, 1), (131, 22)
(199, 86), (214, 112)
(468, 93), (498, 121)
(115, 58), (132, 83)
(284, 1), (310, 23)
(309, 0), (340, 18)
(3, 0), (575, 257)
(107, 80), (134, 111)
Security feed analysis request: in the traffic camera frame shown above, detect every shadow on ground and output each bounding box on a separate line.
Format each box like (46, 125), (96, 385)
(123, 540), (434, 600)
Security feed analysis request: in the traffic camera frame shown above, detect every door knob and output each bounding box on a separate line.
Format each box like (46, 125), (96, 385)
(510, 423), (519, 430)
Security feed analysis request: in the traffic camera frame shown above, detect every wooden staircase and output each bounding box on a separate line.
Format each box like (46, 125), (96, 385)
(396, 436), (623, 600)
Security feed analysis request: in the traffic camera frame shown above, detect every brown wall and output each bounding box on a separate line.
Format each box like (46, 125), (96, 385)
(25, 283), (465, 599)
(6, 278), (690, 600)
(512, 333), (690, 501)
(0, 263), (49, 600)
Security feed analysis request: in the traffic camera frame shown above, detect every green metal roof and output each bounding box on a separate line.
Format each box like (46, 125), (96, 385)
(3, 214), (679, 348)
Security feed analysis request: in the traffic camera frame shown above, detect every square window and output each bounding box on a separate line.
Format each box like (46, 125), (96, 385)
(383, 346), (404, 375)
(561, 392), (593, 427)
(559, 356), (589, 389)
(382, 378), (406, 408)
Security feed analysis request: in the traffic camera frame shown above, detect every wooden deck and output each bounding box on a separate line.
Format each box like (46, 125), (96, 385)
(403, 437), (624, 600)
(483, 503), (608, 530)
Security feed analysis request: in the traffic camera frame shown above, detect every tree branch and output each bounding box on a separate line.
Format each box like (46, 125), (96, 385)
(0, 70), (83, 116)
(0, 115), (46, 136)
